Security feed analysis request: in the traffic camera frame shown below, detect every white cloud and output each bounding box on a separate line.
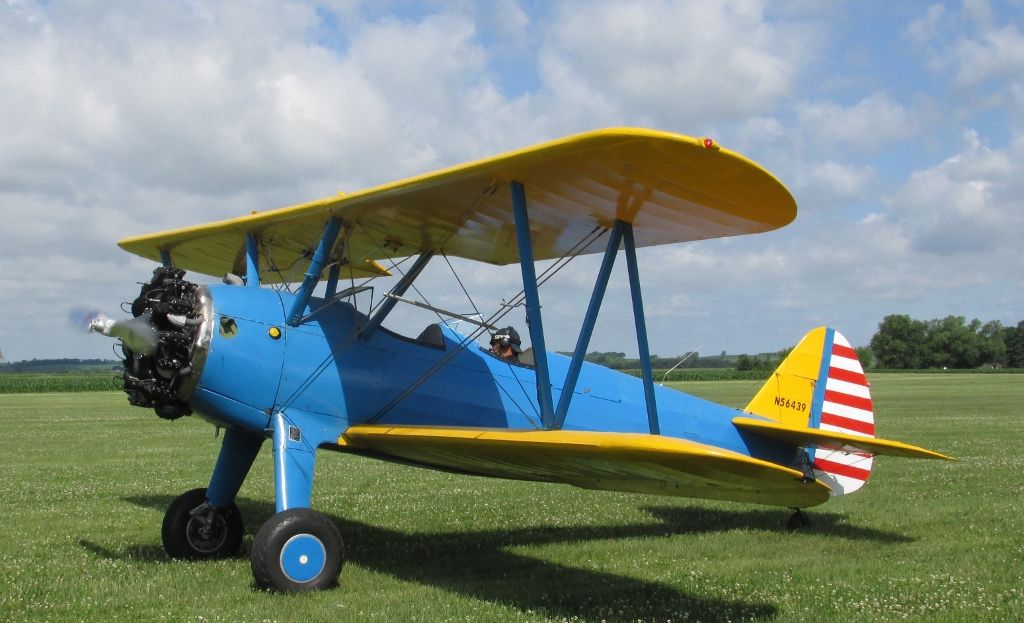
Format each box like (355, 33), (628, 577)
(797, 93), (915, 153)
(952, 23), (1024, 89)
(906, 3), (947, 49)
(885, 129), (1022, 255)
(533, 0), (821, 129)
(0, 2), (507, 360)
(486, 0), (531, 50)
(908, 1), (1024, 121)
(807, 161), (876, 201)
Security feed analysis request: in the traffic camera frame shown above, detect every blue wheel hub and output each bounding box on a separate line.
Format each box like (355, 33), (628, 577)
(279, 534), (327, 583)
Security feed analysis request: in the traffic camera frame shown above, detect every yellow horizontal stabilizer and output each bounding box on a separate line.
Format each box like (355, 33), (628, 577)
(732, 417), (954, 460)
(119, 128), (796, 282)
(338, 424), (830, 508)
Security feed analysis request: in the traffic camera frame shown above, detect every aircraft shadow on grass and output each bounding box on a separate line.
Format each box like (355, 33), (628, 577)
(80, 495), (912, 622)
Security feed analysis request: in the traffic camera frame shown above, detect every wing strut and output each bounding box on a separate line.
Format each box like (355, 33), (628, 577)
(245, 234), (261, 287)
(511, 181), (556, 430)
(287, 218), (343, 326)
(554, 221), (625, 428)
(325, 263), (341, 298)
(361, 251), (435, 339)
(550, 221), (659, 434)
(623, 224), (660, 435)
(160, 249), (173, 267)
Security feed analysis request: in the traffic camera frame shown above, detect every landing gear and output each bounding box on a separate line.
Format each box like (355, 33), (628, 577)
(250, 508), (345, 592)
(162, 488), (244, 559)
(787, 508), (811, 531)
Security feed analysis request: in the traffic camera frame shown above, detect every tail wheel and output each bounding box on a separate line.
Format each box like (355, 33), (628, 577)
(251, 508), (344, 592)
(162, 488), (244, 559)
(787, 509), (811, 531)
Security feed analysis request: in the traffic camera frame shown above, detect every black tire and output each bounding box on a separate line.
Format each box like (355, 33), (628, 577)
(162, 487), (244, 559)
(250, 508), (344, 592)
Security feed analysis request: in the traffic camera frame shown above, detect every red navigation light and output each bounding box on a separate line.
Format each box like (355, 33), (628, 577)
(703, 138), (715, 149)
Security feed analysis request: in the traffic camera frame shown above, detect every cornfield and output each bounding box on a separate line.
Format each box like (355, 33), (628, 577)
(0, 374), (119, 394)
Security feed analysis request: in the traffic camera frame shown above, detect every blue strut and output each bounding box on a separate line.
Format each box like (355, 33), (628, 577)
(362, 251), (435, 339)
(554, 221), (625, 429)
(510, 181), (556, 430)
(287, 219), (343, 326)
(245, 234), (261, 287)
(623, 224), (660, 435)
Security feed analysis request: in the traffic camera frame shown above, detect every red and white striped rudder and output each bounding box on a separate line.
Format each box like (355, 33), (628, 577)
(811, 330), (874, 495)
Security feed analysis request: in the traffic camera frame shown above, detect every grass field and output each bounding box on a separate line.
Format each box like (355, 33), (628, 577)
(0, 375), (1021, 622)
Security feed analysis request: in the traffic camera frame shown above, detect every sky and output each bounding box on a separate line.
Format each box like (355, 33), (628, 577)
(1, 0), (1022, 362)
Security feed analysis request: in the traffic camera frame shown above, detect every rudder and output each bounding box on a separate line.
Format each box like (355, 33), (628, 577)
(745, 327), (875, 495)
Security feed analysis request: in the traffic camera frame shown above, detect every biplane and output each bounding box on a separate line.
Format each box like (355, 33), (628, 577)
(92, 128), (951, 592)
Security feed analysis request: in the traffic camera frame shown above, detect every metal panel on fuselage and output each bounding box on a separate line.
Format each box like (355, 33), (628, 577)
(191, 285), (287, 431)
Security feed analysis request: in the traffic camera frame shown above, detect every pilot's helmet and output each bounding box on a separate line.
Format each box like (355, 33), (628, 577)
(491, 327), (523, 353)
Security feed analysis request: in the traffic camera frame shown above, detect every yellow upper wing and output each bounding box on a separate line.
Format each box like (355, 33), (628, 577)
(338, 424), (831, 508)
(119, 128), (796, 283)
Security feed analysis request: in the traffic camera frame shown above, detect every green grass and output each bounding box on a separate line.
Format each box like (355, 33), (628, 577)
(1, 376), (1021, 622)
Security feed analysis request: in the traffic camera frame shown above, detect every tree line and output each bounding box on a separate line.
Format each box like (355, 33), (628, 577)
(870, 315), (1024, 369)
(577, 314), (1024, 372)
(0, 358), (119, 373)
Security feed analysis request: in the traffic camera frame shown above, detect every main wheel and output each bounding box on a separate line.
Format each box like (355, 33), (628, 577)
(162, 488), (244, 559)
(250, 508), (344, 592)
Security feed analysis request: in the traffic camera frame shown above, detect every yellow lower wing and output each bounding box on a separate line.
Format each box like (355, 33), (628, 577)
(338, 425), (831, 508)
(732, 417), (954, 460)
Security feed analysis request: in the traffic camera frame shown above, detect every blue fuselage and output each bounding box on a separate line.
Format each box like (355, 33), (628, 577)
(188, 285), (786, 465)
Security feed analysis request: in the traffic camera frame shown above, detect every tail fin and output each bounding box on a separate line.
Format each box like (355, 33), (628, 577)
(745, 327), (875, 496)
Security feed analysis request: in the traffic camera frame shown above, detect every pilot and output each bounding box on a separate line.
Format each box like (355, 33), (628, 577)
(489, 327), (523, 362)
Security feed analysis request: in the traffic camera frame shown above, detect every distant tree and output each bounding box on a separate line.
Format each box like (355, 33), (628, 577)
(1006, 321), (1024, 368)
(924, 316), (983, 368)
(855, 346), (874, 369)
(870, 315), (928, 368)
(735, 354), (754, 371)
(979, 320), (1006, 366)
(870, 315), (1009, 369)
(584, 352), (628, 367)
(925, 316), (1009, 368)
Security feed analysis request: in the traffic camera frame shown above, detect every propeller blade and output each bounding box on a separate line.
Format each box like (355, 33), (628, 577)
(89, 313), (159, 354)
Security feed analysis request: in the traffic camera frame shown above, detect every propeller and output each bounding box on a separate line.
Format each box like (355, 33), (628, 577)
(89, 313), (159, 355)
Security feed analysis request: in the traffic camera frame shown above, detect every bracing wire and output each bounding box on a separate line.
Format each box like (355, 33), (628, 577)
(364, 225), (607, 424)
(443, 252), (483, 321)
